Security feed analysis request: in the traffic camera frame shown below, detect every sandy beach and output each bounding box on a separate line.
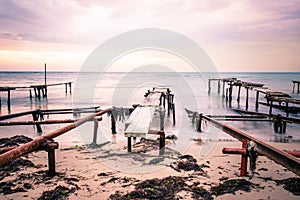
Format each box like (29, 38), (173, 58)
(1, 137), (299, 200)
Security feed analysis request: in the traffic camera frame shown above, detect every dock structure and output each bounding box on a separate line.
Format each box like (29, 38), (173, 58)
(195, 113), (300, 176)
(0, 82), (73, 112)
(124, 87), (175, 155)
(208, 78), (299, 116)
(292, 80), (300, 93)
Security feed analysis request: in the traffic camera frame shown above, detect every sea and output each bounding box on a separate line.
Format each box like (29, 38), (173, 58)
(0, 71), (300, 154)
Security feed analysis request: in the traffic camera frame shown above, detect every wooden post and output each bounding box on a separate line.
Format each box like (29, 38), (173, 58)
(217, 80), (221, 94)
(298, 82), (300, 93)
(160, 109), (165, 130)
(34, 88), (37, 98)
(208, 79), (211, 95)
(225, 88), (228, 101)
(222, 81), (225, 98)
(159, 131), (165, 156)
(69, 83), (72, 94)
(197, 113), (202, 132)
(7, 90), (11, 111)
(65, 83), (68, 94)
(229, 83), (233, 102)
(32, 111), (43, 133)
(0, 95), (1, 109)
(172, 103), (176, 126)
(37, 88), (41, 99)
(167, 95), (170, 116)
(240, 140), (248, 176)
(237, 85), (241, 102)
(29, 89), (32, 99)
(93, 119), (99, 144)
(163, 94), (166, 108)
(245, 88), (249, 111)
(286, 102), (289, 117)
(255, 91), (259, 111)
(128, 137), (132, 152)
(44, 63), (47, 98)
(269, 100), (273, 115)
(41, 87), (45, 97)
(292, 82), (295, 93)
(111, 113), (116, 134)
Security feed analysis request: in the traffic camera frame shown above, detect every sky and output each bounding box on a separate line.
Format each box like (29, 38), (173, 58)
(0, 0), (299, 72)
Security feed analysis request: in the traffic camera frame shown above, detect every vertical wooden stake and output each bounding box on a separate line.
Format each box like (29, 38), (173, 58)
(197, 113), (202, 132)
(245, 88), (249, 111)
(240, 140), (248, 176)
(44, 63), (47, 98)
(286, 102), (289, 117)
(65, 84), (68, 94)
(93, 119), (99, 144)
(172, 103), (176, 126)
(128, 137), (132, 152)
(255, 91), (259, 110)
(222, 81), (225, 98)
(269, 100), (273, 115)
(111, 113), (116, 134)
(217, 80), (221, 94)
(69, 83), (72, 94)
(237, 85), (241, 102)
(159, 132), (165, 156)
(7, 90), (11, 112)
(29, 89), (32, 99)
(292, 82), (295, 93)
(208, 79), (211, 95)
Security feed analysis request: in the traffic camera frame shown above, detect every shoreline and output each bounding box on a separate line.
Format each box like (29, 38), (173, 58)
(1, 139), (299, 199)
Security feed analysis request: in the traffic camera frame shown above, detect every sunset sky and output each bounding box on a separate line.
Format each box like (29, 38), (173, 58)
(0, 0), (299, 72)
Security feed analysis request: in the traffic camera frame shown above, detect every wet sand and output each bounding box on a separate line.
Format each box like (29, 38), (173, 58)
(1, 138), (299, 200)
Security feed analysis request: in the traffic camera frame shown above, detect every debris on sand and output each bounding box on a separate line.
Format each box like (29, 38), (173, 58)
(0, 135), (32, 148)
(276, 177), (300, 195)
(0, 158), (35, 180)
(37, 185), (76, 200)
(211, 179), (260, 196)
(170, 155), (208, 176)
(109, 176), (213, 200)
(166, 135), (177, 140)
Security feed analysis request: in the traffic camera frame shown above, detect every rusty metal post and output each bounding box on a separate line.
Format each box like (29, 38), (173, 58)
(48, 149), (55, 176)
(197, 113), (203, 132)
(240, 140), (248, 176)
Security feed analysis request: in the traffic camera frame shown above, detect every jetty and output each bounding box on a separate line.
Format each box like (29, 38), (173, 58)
(184, 109), (300, 176)
(208, 78), (300, 116)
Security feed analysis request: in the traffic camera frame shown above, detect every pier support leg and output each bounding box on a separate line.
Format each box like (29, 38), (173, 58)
(298, 83), (300, 93)
(217, 80), (221, 94)
(69, 83), (72, 94)
(65, 84), (68, 94)
(93, 119), (99, 144)
(29, 89), (32, 99)
(237, 85), (241, 103)
(292, 83), (295, 93)
(208, 79), (211, 95)
(111, 113), (116, 134)
(159, 131), (165, 156)
(128, 137), (132, 152)
(255, 91), (259, 111)
(222, 81), (225, 98)
(37, 89), (41, 99)
(269, 100), (273, 116)
(160, 109), (165, 130)
(34, 88), (37, 98)
(167, 96), (170, 116)
(172, 103), (176, 126)
(197, 113), (203, 132)
(32, 112), (43, 133)
(245, 88), (249, 111)
(48, 149), (56, 176)
(285, 102), (289, 117)
(240, 140), (248, 176)
(7, 90), (11, 112)
(229, 83), (233, 102)
(225, 88), (228, 101)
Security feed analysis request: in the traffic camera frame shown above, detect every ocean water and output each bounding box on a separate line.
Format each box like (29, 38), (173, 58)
(0, 71), (299, 146)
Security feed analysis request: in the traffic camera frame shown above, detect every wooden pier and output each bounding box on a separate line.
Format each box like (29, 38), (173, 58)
(0, 82), (73, 112)
(292, 80), (300, 93)
(196, 113), (300, 176)
(124, 87), (175, 155)
(208, 78), (300, 116)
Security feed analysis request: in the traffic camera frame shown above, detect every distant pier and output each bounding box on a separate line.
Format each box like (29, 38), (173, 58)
(208, 78), (300, 116)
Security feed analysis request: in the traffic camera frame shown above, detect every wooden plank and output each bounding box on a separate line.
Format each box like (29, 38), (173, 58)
(124, 106), (156, 137)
